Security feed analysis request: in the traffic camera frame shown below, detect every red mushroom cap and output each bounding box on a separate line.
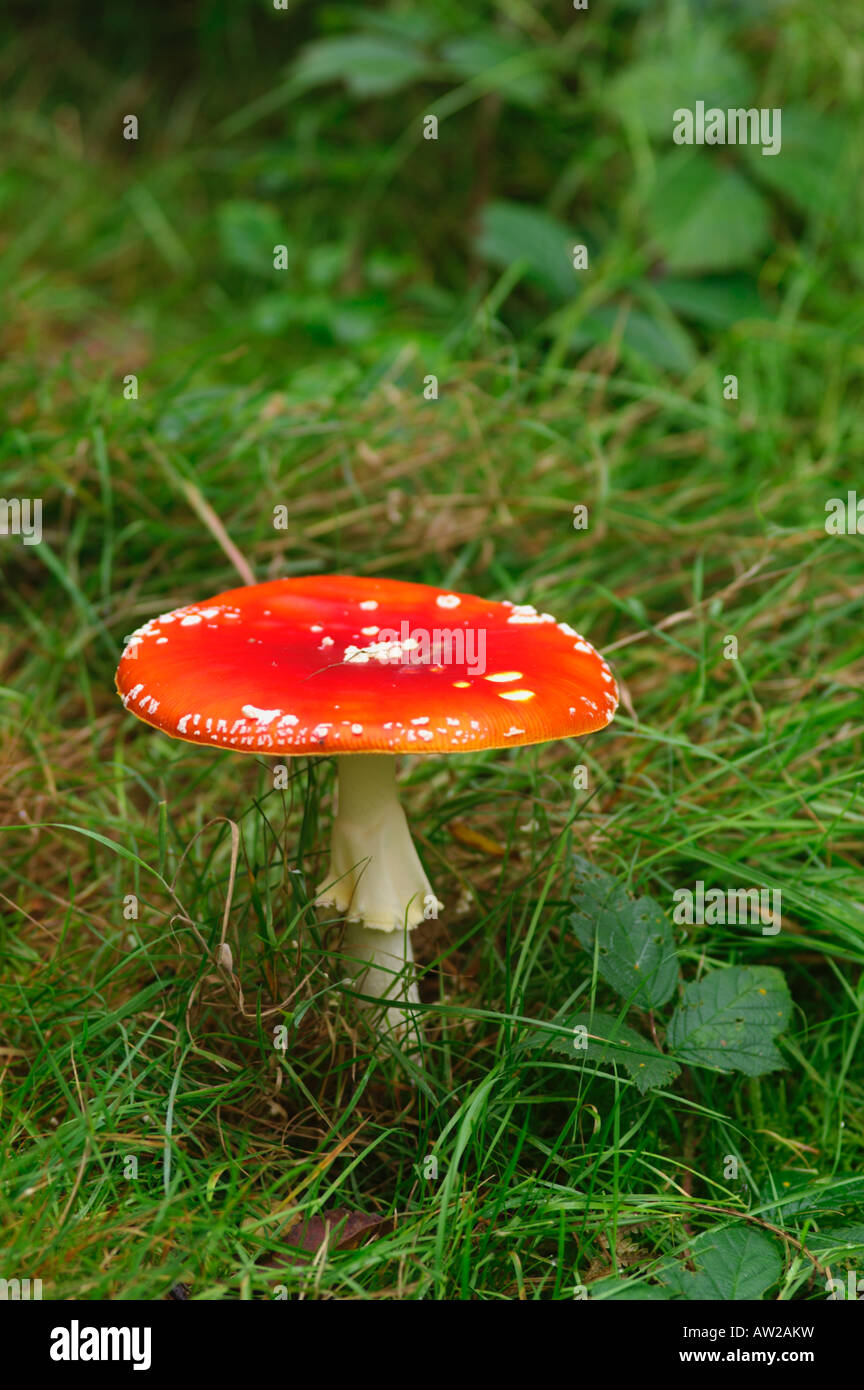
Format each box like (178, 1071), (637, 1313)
(115, 575), (618, 755)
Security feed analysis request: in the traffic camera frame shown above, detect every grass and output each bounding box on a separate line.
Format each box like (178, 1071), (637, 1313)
(1, 2), (864, 1300)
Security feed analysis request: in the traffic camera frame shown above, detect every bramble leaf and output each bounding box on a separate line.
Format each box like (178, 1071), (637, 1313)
(659, 1226), (782, 1301)
(667, 966), (791, 1075)
(549, 1011), (681, 1094)
(648, 152), (771, 272)
(570, 856), (679, 1008)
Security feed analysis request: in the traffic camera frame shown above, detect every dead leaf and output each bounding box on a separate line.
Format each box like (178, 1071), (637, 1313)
(449, 821), (507, 858)
(259, 1208), (390, 1270)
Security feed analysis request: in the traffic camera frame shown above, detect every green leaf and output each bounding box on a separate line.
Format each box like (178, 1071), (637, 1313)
(476, 200), (580, 299)
(744, 105), (850, 216)
(607, 28), (753, 139)
(569, 856), (679, 1008)
(293, 35), (432, 98)
(218, 200), (288, 276)
(807, 1226), (864, 1256)
(653, 275), (767, 328)
(648, 151), (771, 272)
(759, 1174), (864, 1222)
(563, 303), (697, 374)
(667, 966), (791, 1075)
(549, 1011), (681, 1094)
(441, 36), (551, 108)
(659, 1226), (782, 1301)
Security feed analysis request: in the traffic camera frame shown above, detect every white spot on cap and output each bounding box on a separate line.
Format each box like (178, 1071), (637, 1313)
(485, 671), (522, 683)
(242, 705), (281, 726)
(180, 614), (202, 626)
(436, 594), (460, 609)
(499, 690), (535, 702)
(359, 600), (378, 611)
(351, 723), (363, 734)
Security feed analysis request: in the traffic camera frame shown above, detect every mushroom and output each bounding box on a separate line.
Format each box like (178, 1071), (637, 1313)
(115, 576), (618, 1044)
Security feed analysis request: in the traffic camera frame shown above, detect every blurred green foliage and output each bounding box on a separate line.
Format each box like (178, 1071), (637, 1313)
(2, 0), (861, 400)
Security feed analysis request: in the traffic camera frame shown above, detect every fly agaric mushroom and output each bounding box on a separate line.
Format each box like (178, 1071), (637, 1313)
(115, 576), (618, 1042)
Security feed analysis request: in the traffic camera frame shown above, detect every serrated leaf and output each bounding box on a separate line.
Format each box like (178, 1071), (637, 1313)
(569, 856), (679, 1008)
(476, 200), (579, 299)
(667, 966), (791, 1075)
(293, 35), (432, 97)
(807, 1226), (864, 1256)
(759, 1174), (864, 1223)
(660, 1226), (782, 1301)
(648, 151), (771, 272)
(549, 1011), (680, 1094)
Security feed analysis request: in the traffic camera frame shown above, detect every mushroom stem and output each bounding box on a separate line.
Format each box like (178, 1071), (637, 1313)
(340, 919), (420, 1043)
(316, 754), (440, 1035)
